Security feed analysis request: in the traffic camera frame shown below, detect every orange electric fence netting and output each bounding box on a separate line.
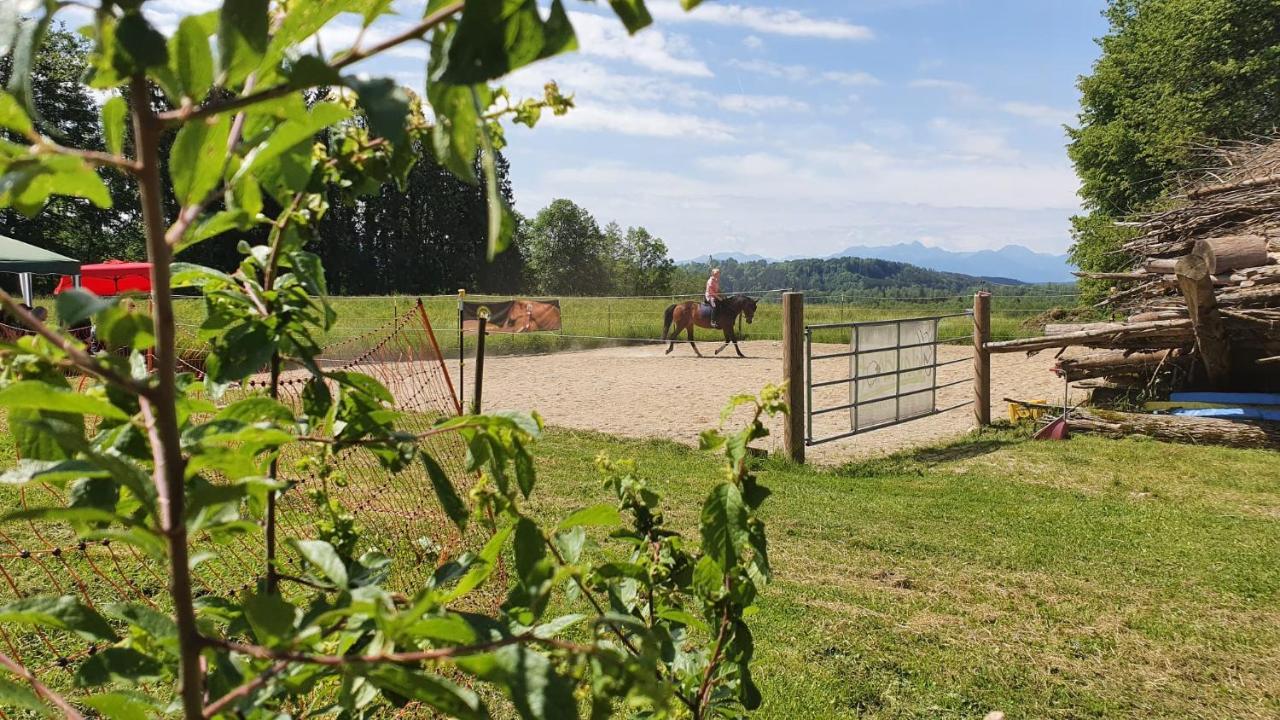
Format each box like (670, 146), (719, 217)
(0, 299), (484, 712)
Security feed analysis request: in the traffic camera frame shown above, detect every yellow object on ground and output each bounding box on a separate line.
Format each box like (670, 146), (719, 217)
(1010, 400), (1048, 422)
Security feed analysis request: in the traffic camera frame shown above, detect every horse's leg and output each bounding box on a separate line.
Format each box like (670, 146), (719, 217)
(687, 324), (702, 357)
(715, 325), (731, 355)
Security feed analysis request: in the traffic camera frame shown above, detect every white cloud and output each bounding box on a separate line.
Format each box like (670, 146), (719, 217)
(648, 1), (874, 41)
(1000, 101), (1074, 128)
(717, 94), (809, 114)
(822, 71), (880, 87)
(928, 118), (1017, 161)
(569, 11), (711, 77)
(728, 60), (879, 88)
(536, 104), (735, 141)
(742, 35), (764, 50)
(529, 154), (1079, 258)
(909, 78), (980, 104)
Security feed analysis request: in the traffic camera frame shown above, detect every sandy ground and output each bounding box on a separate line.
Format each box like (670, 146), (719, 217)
(460, 340), (1082, 465)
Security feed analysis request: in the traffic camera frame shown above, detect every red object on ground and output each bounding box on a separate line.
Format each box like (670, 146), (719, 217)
(1034, 416), (1070, 440)
(55, 260), (152, 296)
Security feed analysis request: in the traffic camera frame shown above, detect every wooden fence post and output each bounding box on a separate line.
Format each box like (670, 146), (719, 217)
(973, 291), (991, 427)
(472, 315), (487, 414)
(783, 291), (805, 463)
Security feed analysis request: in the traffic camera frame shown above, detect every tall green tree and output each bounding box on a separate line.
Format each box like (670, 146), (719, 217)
(613, 225), (675, 295)
(1067, 0), (1280, 299)
(0, 26), (144, 272)
(524, 198), (610, 295)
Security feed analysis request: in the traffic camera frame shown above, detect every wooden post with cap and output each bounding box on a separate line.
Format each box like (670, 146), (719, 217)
(783, 291), (805, 463)
(973, 291), (991, 427)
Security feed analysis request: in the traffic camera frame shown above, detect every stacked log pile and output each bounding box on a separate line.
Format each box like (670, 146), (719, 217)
(989, 139), (1280, 391)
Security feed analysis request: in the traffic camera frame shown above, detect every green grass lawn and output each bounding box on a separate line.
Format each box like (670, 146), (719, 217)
(524, 428), (1280, 719)
(3, 416), (1274, 718)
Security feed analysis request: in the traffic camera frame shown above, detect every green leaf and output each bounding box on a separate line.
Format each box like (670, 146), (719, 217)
(700, 483), (749, 569)
(365, 665), (486, 719)
(178, 209), (252, 252)
(170, 114), (231, 205)
(74, 647), (164, 688)
(170, 12), (217, 102)
(347, 77), (411, 149)
(81, 691), (163, 720)
(0, 595), (117, 642)
(0, 381), (128, 420)
(445, 522), (513, 602)
(422, 451), (468, 531)
(10, 408), (80, 461)
(692, 556), (724, 600)
(608, 0), (654, 34)
(94, 304), (155, 352)
(0, 91), (33, 136)
(115, 12), (168, 70)
(0, 459), (106, 486)
(0, 155), (112, 215)
(103, 603), (178, 642)
(0, 675), (46, 714)
(242, 590), (297, 646)
(472, 88), (515, 260)
(56, 288), (113, 326)
(101, 96), (127, 157)
(68, 476), (119, 514)
(427, 82), (482, 183)
(6, 14), (54, 128)
(458, 644), (575, 720)
(513, 517), (547, 582)
(440, 0), (578, 85)
(170, 262), (236, 290)
(291, 539), (349, 588)
(204, 320), (274, 382)
(219, 0), (270, 86)
(556, 504), (619, 531)
(656, 607), (709, 633)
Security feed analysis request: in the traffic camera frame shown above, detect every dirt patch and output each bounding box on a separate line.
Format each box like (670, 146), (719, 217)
(460, 340), (1079, 464)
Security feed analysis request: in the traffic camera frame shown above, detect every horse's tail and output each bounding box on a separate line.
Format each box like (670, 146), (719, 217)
(662, 304), (676, 341)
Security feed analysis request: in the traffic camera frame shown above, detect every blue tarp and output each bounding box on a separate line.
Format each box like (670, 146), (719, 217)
(1172, 407), (1280, 421)
(1170, 392), (1280, 406)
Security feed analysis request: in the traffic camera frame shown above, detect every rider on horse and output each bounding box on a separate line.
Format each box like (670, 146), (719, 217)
(705, 268), (721, 328)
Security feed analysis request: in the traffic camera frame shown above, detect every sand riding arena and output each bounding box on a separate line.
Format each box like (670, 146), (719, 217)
(459, 339), (1077, 464)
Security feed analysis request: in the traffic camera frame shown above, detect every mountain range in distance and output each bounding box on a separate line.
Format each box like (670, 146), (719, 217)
(680, 242), (1074, 284)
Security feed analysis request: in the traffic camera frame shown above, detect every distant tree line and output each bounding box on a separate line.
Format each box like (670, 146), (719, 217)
(670, 257), (1073, 299)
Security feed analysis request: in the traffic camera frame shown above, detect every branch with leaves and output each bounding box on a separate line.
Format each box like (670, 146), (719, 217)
(0, 0), (761, 718)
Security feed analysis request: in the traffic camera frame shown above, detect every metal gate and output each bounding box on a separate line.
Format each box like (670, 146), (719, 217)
(804, 312), (974, 446)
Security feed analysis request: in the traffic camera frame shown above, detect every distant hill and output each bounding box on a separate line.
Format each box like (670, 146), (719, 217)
(678, 252), (772, 264)
(829, 242), (1073, 283)
(673, 255), (1073, 298)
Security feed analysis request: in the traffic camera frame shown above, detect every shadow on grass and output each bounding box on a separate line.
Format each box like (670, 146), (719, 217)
(828, 424), (1030, 478)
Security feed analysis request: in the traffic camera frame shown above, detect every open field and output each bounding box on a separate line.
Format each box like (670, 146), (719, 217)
(525, 428), (1280, 719)
(1, 413), (1276, 718)
(168, 290), (1080, 358)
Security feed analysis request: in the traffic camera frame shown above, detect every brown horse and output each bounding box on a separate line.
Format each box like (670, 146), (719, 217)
(662, 294), (757, 357)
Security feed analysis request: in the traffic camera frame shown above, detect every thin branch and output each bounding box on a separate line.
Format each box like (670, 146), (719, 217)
(0, 289), (151, 396)
(165, 76), (259, 248)
(694, 607), (732, 719)
(202, 660), (289, 718)
(0, 650), (86, 719)
(203, 632), (588, 666)
(158, 1), (465, 124)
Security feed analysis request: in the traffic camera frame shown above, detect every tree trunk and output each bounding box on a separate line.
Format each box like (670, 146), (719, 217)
(1175, 254), (1232, 389)
(1192, 235), (1269, 274)
(1066, 406), (1280, 450)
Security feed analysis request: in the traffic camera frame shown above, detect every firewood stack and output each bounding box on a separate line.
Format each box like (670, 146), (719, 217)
(989, 139), (1280, 391)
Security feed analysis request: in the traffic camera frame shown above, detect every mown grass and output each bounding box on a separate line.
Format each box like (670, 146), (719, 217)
(168, 291), (1070, 359)
(5, 408), (1267, 718)
(523, 428), (1280, 719)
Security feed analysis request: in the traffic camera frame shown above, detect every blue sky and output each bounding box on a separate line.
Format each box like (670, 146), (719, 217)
(68, 1), (1110, 260)
(488, 0), (1111, 260)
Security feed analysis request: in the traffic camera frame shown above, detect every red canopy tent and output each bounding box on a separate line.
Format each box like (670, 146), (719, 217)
(55, 260), (152, 296)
